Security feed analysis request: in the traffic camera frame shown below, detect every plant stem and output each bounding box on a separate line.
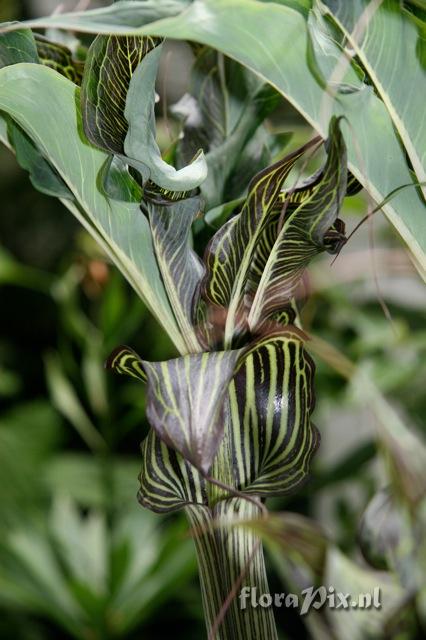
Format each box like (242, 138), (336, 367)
(186, 498), (278, 640)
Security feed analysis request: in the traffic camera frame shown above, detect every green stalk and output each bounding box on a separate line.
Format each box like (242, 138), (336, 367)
(186, 498), (278, 640)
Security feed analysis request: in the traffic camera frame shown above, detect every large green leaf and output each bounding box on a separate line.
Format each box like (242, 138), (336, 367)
(16, 0), (425, 275)
(0, 63), (184, 352)
(320, 0), (426, 201)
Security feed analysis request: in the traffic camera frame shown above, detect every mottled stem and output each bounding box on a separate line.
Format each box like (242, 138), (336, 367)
(186, 498), (278, 640)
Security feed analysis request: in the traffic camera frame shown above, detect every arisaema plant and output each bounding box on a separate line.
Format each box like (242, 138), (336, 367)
(0, 1), (424, 638)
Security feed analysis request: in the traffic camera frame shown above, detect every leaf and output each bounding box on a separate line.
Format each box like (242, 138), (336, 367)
(320, 0), (426, 201)
(7, 118), (72, 199)
(247, 116), (347, 330)
(81, 33), (160, 154)
(351, 366), (426, 507)
(324, 547), (403, 640)
(0, 26), (38, 67)
(174, 48), (280, 208)
(145, 347), (244, 472)
(50, 497), (107, 594)
(45, 353), (107, 452)
(98, 155), (143, 202)
(358, 488), (410, 572)
(7, 0), (192, 34)
(138, 429), (207, 512)
(19, 0), (425, 274)
(35, 34), (84, 85)
(200, 136), (319, 348)
(107, 346), (245, 473)
(234, 511), (328, 578)
(244, 157), (346, 316)
(6, 531), (82, 629)
(143, 196), (205, 353)
(123, 44), (208, 191)
(210, 330), (320, 498)
(0, 63), (185, 352)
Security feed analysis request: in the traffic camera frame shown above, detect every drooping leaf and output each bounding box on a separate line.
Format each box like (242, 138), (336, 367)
(0, 63), (184, 352)
(210, 330), (319, 499)
(81, 33), (160, 154)
(139, 429), (207, 512)
(247, 116), (347, 330)
(0, 30), (79, 201)
(35, 34), (84, 85)
(200, 136), (320, 348)
(6, 118), (73, 199)
(142, 196), (205, 353)
(17, 0), (425, 274)
(123, 44), (208, 191)
(107, 345), (244, 473)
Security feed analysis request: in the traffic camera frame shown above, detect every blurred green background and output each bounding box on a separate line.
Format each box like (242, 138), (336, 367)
(1, 1), (425, 639)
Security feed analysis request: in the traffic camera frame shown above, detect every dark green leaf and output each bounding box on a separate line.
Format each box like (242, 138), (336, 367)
(81, 33), (160, 154)
(98, 155), (143, 202)
(7, 118), (73, 199)
(247, 116), (347, 330)
(139, 429), (207, 512)
(142, 196), (205, 353)
(200, 136), (320, 348)
(210, 330), (319, 498)
(108, 346), (244, 473)
(0, 27), (38, 68)
(35, 34), (84, 85)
